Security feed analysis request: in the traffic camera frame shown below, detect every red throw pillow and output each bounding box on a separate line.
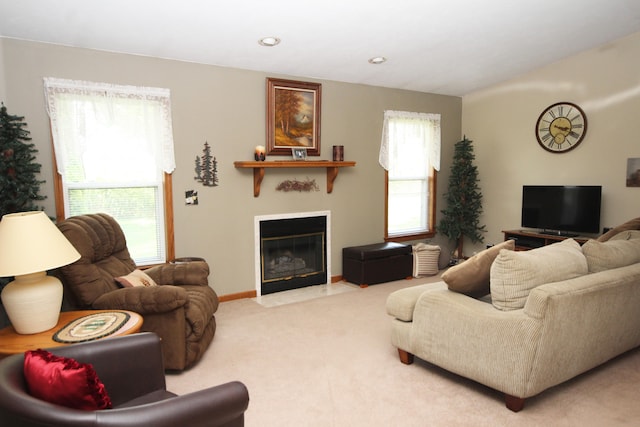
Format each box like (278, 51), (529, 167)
(23, 349), (112, 410)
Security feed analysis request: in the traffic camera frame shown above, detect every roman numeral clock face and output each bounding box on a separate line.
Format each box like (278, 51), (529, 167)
(535, 102), (587, 153)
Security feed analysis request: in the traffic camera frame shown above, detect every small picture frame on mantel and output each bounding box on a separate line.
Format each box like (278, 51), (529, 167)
(292, 147), (307, 161)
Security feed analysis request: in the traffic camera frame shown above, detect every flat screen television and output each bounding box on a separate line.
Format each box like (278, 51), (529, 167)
(521, 185), (602, 235)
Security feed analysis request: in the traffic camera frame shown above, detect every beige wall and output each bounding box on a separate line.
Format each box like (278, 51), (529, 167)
(0, 38), (461, 296)
(4, 31), (638, 294)
(0, 39), (6, 102)
(462, 31), (640, 256)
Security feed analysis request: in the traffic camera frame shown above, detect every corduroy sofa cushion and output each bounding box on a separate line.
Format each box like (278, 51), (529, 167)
(582, 237), (640, 273)
(490, 238), (587, 311)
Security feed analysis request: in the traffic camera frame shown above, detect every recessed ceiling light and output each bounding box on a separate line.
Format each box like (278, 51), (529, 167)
(259, 37), (281, 47)
(368, 56), (387, 64)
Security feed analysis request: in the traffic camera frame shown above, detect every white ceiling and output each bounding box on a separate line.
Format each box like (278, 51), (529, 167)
(1, 0), (640, 96)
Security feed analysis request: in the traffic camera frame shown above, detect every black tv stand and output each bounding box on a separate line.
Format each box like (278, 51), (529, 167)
(538, 230), (578, 238)
(503, 229), (590, 251)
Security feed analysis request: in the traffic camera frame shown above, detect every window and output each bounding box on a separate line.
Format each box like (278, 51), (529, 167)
(44, 78), (176, 265)
(379, 111), (441, 240)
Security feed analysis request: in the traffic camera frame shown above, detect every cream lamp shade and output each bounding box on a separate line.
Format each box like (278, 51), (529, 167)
(0, 211), (81, 334)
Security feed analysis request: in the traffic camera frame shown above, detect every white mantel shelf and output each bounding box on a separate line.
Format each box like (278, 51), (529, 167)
(233, 160), (356, 197)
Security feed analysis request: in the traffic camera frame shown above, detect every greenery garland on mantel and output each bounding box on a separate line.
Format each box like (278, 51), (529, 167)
(276, 178), (319, 192)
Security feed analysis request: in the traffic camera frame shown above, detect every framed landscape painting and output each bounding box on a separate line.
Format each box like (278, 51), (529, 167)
(627, 157), (640, 187)
(266, 78), (321, 156)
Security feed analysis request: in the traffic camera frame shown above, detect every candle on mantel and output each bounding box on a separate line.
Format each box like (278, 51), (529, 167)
(254, 145), (266, 161)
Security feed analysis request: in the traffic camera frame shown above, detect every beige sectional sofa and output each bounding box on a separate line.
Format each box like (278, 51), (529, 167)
(386, 230), (640, 411)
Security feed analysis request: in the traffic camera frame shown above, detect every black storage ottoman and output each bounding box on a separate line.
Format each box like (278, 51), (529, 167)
(342, 242), (413, 287)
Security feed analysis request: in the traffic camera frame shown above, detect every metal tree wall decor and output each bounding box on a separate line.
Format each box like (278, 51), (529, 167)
(194, 141), (218, 187)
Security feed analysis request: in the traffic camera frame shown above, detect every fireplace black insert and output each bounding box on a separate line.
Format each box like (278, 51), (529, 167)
(259, 216), (327, 295)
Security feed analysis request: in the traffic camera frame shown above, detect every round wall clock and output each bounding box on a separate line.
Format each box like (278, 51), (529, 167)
(535, 102), (587, 153)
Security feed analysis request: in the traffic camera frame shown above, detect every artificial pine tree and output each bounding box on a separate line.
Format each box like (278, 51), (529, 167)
(0, 103), (46, 217)
(438, 136), (486, 259)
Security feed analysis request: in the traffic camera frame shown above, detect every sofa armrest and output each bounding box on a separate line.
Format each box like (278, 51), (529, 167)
(91, 286), (188, 314)
(96, 381), (249, 427)
(386, 282), (446, 321)
(145, 261), (210, 287)
(520, 263), (640, 391)
(411, 288), (542, 396)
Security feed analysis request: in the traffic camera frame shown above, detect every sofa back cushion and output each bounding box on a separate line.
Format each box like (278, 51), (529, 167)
(490, 238), (588, 311)
(581, 237), (640, 273)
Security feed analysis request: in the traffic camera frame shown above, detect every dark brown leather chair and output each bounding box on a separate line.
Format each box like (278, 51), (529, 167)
(56, 213), (218, 370)
(0, 332), (249, 427)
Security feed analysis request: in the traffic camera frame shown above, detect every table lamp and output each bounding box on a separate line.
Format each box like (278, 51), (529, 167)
(0, 211), (81, 334)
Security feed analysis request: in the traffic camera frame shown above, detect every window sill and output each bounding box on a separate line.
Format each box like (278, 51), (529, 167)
(385, 231), (435, 242)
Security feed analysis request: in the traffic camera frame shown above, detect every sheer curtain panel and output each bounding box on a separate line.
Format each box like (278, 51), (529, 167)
(43, 78), (176, 264)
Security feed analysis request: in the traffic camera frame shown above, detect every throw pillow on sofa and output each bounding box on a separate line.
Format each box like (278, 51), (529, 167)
(115, 269), (158, 288)
(490, 238), (588, 311)
(597, 216), (640, 242)
(442, 239), (515, 297)
(23, 349), (112, 410)
(581, 237), (640, 273)
(609, 230), (640, 241)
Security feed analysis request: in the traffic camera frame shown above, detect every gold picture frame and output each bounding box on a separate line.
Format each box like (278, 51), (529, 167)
(266, 78), (321, 156)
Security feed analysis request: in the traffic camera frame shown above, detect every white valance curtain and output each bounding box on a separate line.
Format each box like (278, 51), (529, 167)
(379, 110), (441, 172)
(43, 77), (176, 180)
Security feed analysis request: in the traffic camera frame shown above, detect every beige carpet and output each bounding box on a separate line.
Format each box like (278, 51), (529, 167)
(166, 274), (640, 426)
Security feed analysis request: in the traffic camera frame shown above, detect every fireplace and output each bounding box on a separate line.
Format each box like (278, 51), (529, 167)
(255, 211), (331, 296)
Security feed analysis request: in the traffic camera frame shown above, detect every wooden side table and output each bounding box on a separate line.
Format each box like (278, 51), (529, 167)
(0, 310), (143, 358)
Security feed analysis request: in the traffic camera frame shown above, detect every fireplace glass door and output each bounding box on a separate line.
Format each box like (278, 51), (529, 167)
(259, 216), (327, 294)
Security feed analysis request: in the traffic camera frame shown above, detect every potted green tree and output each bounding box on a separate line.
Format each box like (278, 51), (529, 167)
(438, 136), (486, 262)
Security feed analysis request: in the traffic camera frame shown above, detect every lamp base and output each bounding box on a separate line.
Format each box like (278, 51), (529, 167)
(1, 272), (63, 334)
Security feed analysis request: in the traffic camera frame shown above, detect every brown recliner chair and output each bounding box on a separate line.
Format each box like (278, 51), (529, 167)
(0, 332), (249, 427)
(56, 213), (218, 370)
